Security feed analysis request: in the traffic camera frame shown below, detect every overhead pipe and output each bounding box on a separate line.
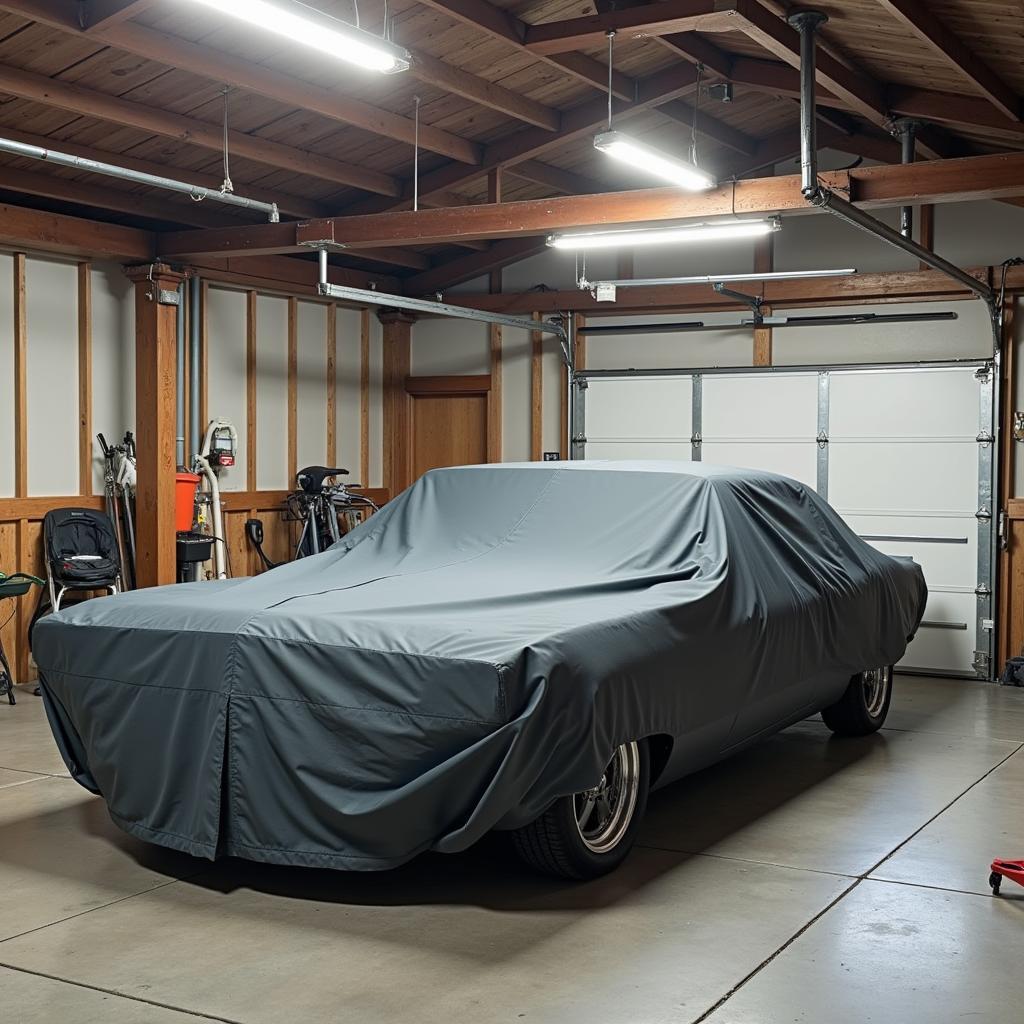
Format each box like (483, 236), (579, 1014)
(0, 136), (280, 222)
(893, 118), (919, 239)
(788, 11), (994, 307)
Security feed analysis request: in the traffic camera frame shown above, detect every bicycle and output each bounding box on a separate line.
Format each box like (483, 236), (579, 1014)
(246, 466), (379, 569)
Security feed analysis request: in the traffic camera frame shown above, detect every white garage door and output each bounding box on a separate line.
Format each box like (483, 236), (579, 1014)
(580, 363), (994, 677)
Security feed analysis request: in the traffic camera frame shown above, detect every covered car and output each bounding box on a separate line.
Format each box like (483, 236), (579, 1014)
(36, 462), (926, 879)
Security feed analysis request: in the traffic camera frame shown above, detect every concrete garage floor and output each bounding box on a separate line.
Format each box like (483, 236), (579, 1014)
(2, 676), (1023, 1024)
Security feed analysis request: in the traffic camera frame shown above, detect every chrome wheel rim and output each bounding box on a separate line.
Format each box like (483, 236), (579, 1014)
(863, 666), (891, 717)
(574, 741), (641, 854)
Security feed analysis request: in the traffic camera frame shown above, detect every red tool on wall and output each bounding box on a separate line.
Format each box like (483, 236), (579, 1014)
(989, 859), (1024, 895)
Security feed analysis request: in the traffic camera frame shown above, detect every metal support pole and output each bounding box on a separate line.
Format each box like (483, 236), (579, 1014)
(789, 11), (994, 306)
(894, 118), (919, 239)
(175, 281), (185, 468)
(318, 247), (328, 287)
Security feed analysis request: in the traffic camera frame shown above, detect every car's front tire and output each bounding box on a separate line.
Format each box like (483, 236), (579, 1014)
(512, 739), (651, 879)
(822, 665), (893, 736)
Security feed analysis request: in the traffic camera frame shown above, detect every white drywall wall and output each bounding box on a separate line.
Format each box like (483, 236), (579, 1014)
(205, 286), (248, 493)
(0, 252), (13, 498)
(335, 307), (362, 482)
(255, 295), (289, 491)
(295, 300), (328, 473)
(26, 257), (78, 496)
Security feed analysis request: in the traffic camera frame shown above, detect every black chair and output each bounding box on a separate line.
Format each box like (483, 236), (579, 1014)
(33, 507), (123, 622)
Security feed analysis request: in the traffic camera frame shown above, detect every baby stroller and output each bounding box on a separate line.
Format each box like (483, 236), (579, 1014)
(32, 507), (123, 623)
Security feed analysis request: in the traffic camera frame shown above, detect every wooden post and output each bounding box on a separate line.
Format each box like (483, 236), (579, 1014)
(530, 311), (543, 461)
(918, 204), (935, 269)
(753, 232), (774, 366)
(125, 262), (186, 588)
(78, 262), (93, 494)
(379, 309), (415, 496)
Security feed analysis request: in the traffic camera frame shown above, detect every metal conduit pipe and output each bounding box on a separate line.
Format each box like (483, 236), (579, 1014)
(189, 276), (201, 462)
(788, 11), (994, 308)
(175, 282), (186, 468)
(0, 137), (280, 222)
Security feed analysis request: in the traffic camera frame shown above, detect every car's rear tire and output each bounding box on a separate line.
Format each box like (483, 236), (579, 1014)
(821, 665), (893, 736)
(512, 739), (651, 880)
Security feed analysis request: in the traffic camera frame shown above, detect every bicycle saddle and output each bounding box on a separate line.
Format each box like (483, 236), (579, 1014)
(296, 465), (349, 495)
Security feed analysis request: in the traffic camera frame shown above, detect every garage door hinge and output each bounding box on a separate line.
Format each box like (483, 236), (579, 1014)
(691, 433), (702, 447)
(976, 584), (992, 597)
(975, 366), (992, 383)
(572, 434), (587, 444)
(976, 506), (992, 521)
(816, 431), (829, 448)
(573, 377), (589, 390)
(977, 431), (994, 446)
(973, 650), (991, 675)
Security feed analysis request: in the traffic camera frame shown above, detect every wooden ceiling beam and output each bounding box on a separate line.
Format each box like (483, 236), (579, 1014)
(413, 0), (636, 101)
(658, 32), (734, 80)
(402, 237), (549, 296)
(657, 98), (760, 155)
(289, 151), (1024, 249)
(874, 0), (1021, 121)
(0, 0), (482, 164)
(0, 200), (152, 259)
(523, 2), (733, 56)
(0, 62), (403, 195)
(0, 125), (328, 220)
(79, 0), (156, 30)
(888, 87), (1024, 141)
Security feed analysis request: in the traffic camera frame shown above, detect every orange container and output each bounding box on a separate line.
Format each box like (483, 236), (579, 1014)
(174, 472), (201, 533)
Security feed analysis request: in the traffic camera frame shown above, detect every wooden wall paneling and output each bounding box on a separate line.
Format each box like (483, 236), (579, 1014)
(126, 263), (185, 588)
(530, 311), (543, 461)
(488, 323), (502, 462)
(223, 510), (250, 581)
(287, 297), (298, 485)
(0, 520), (18, 682)
(327, 305), (337, 467)
(77, 262), (92, 494)
(13, 252), (26, 498)
(246, 290), (257, 490)
(14, 518), (31, 683)
(360, 309), (370, 488)
(919, 204), (935, 269)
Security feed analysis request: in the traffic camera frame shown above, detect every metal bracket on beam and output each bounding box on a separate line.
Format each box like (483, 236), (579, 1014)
(713, 282), (764, 323)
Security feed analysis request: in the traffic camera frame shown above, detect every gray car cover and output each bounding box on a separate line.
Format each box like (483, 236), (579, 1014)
(36, 462), (926, 870)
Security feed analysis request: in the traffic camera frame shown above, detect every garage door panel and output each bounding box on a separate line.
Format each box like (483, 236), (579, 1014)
(901, 592), (977, 674)
(586, 377), (691, 440)
(828, 441), (977, 512)
(586, 441), (693, 461)
(701, 442), (818, 489)
(830, 369), (979, 437)
(840, 513), (977, 588)
(702, 374), (817, 437)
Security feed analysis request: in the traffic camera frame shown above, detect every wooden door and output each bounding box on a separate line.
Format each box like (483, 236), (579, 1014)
(407, 375), (491, 480)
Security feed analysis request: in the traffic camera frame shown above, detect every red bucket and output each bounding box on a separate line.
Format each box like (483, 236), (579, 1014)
(175, 472), (201, 533)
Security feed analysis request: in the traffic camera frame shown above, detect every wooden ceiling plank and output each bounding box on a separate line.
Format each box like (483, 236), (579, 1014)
(888, 86), (1024, 141)
(726, 0), (889, 128)
(509, 159), (607, 195)
(0, 123), (328, 218)
(81, 0), (157, 32)
(658, 32), (734, 80)
(874, 0), (1021, 122)
(523, 2), (734, 56)
(657, 98), (759, 155)
(402, 237), (549, 295)
(412, 0), (635, 100)
(0, 61), (403, 194)
(0, 0), (483, 163)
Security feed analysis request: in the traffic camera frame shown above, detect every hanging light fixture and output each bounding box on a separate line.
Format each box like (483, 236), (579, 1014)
(547, 218), (781, 251)
(593, 31), (714, 190)
(182, 0), (412, 74)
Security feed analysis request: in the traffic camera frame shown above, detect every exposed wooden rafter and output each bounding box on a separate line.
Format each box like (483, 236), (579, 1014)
(403, 237), (549, 296)
(874, 0), (1021, 121)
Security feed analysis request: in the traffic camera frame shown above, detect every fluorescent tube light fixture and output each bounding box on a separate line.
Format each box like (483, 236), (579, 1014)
(183, 0), (412, 73)
(548, 218), (781, 251)
(594, 131), (715, 191)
